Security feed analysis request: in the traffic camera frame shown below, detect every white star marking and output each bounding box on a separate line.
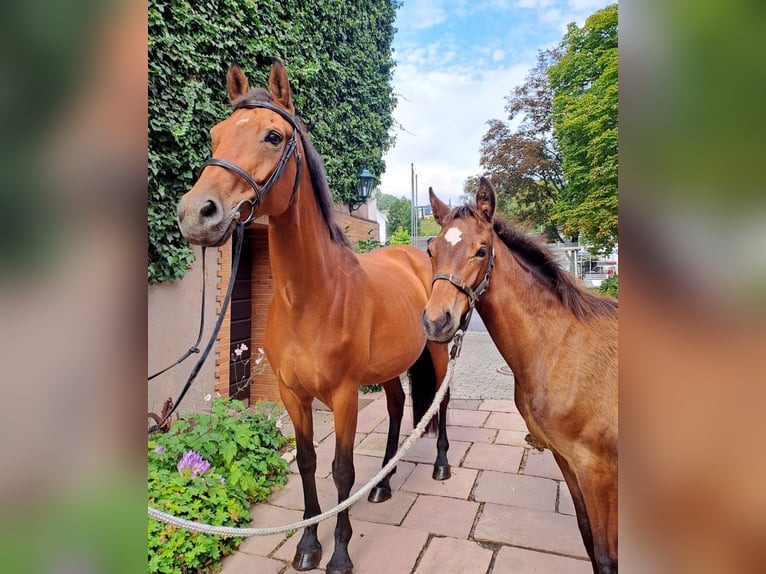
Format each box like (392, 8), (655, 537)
(445, 227), (463, 246)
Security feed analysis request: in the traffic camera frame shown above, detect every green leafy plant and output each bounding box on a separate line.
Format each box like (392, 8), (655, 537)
(148, 398), (290, 573)
(599, 275), (618, 298)
(355, 229), (384, 253)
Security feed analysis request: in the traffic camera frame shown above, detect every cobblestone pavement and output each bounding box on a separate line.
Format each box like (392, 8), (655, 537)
(217, 329), (591, 574)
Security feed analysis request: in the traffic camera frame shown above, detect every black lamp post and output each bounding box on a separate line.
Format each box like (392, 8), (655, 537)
(349, 167), (375, 213)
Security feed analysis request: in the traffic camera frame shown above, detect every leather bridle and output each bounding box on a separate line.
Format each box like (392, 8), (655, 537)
(431, 246), (495, 332)
(198, 99), (303, 224)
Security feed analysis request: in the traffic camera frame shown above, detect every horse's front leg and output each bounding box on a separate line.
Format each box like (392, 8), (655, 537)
(368, 377), (404, 503)
(326, 389), (359, 574)
(428, 341), (451, 481)
(279, 384), (323, 571)
(574, 456), (618, 574)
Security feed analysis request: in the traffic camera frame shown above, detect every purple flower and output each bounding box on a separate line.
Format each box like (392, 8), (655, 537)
(177, 450), (211, 478)
(154, 444), (166, 454)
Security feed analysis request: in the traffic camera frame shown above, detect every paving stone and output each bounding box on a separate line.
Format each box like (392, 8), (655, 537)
(523, 449), (564, 481)
(400, 436), (471, 467)
(493, 545), (592, 573)
(444, 425), (497, 444)
(268, 475), (338, 511)
(473, 470), (557, 511)
(356, 397), (390, 433)
(462, 443), (524, 473)
(350, 490), (418, 525)
(449, 399), (483, 410)
(495, 429), (534, 448)
(483, 411), (529, 432)
(446, 408), (489, 427)
(414, 537), (493, 574)
(474, 503), (588, 558)
(374, 415), (414, 436)
(355, 432), (392, 457)
(218, 552), (285, 574)
(478, 399), (518, 413)
(238, 504), (304, 557)
(557, 481), (576, 515)
(275, 519), (428, 574)
(401, 494), (479, 539)
(401, 463), (478, 499)
(352, 454), (416, 492)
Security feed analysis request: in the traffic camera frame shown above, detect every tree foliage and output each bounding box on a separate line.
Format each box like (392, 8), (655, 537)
(148, 0), (401, 283)
(476, 49), (565, 241)
(548, 4), (618, 254)
(386, 197), (412, 236)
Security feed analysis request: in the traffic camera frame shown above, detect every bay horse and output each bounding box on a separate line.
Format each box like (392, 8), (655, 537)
(422, 178), (618, 574)
(177, 60), (451, 574)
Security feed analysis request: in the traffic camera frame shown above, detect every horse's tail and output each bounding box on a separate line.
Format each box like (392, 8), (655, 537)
(409, 345), (439, 435)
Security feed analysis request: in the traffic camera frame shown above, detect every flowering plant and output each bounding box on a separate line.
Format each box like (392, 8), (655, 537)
(228, 343), (268, 397)
(148, 397), (289, 573)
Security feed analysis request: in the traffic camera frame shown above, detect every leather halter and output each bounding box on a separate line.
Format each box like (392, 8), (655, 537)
(198, 99), (303, 224)
(431, 246), (495, 331)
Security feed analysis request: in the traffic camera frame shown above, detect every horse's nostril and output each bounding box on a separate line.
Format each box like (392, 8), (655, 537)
(444, 310), (452, 325)
(200, 199), (218, 219)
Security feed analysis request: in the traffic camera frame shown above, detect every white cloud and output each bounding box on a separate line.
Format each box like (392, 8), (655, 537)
(379, 62), (527, 207)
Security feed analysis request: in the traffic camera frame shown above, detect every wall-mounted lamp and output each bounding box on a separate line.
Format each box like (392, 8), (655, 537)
(349, 167), (375, 214)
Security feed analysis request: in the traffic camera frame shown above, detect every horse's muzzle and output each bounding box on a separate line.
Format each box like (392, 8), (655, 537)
(421, 308), (459, 343)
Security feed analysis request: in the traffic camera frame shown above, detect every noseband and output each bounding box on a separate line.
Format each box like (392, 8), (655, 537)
(431, 246), (495, 331)
(198, 99), (303, 225)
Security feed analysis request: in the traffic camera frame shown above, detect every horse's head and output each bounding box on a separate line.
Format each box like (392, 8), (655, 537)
(422, 178), (497, 342)
(177, 60), (302, 246)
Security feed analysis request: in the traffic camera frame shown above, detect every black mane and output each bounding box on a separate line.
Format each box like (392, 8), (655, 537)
(231, 89), (352, 248)
(451, 206), (617, 320)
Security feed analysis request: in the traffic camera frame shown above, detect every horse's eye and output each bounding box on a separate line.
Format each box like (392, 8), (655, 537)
(265, 131), (283, 145)
(475, 247), (488, 258)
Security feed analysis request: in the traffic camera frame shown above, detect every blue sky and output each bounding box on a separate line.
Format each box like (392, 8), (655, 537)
(378, 0), (615, 207)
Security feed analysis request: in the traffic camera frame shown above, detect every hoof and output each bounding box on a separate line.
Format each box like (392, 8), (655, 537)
(292, 548), (322, 571)
(368, 485), (392, 504)
(432, 464), (451, 481)
(326, 566), (353, 574)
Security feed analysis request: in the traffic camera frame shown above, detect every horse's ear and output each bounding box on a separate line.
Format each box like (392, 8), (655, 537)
(227, 64), (249, 104)
(476, 177), (496, 222)
(268, 59), (294, 113)
(429, 187), (450, 226)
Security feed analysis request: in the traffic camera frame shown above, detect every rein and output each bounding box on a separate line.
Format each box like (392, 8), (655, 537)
(199, 100), (303, 224)
(431, 246), (495, 331)
(148, 224), (246, 433)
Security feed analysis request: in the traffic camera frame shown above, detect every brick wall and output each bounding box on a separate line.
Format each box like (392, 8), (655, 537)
(215, 208), (379, 406)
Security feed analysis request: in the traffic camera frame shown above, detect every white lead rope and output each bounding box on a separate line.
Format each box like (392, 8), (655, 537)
(148, 333), (463, 537)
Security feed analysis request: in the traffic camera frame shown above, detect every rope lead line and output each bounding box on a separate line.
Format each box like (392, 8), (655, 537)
(147, 347), (459, 537)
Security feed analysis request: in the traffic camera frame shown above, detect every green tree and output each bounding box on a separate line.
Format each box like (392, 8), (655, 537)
(386, 197), (412, 237)
(375, 191), (398, 213)
(149, 0), (401, 283)
(547, 4), (618, 254)
(389, 226), (411, 245)
(417, 216), (441, 236)
(475, 49), (565, 241)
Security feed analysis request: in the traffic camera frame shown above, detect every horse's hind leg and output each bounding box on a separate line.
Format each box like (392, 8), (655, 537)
(428, 341), (451, 481)
(327, 388), (359, 574)
(279, 384), (322, 571)
(368, 377), (404, 503)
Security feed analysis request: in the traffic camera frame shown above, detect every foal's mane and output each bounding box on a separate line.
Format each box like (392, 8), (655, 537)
(232, 88), (352, 248)
(451, 205), (617, 320)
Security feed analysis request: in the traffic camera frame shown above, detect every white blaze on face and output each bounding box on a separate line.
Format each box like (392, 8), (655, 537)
(444, 227), (463, 246)
(236, 118), (250, 126)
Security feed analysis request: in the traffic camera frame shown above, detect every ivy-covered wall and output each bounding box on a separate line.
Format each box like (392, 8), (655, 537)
(148, 0), (400, 283)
